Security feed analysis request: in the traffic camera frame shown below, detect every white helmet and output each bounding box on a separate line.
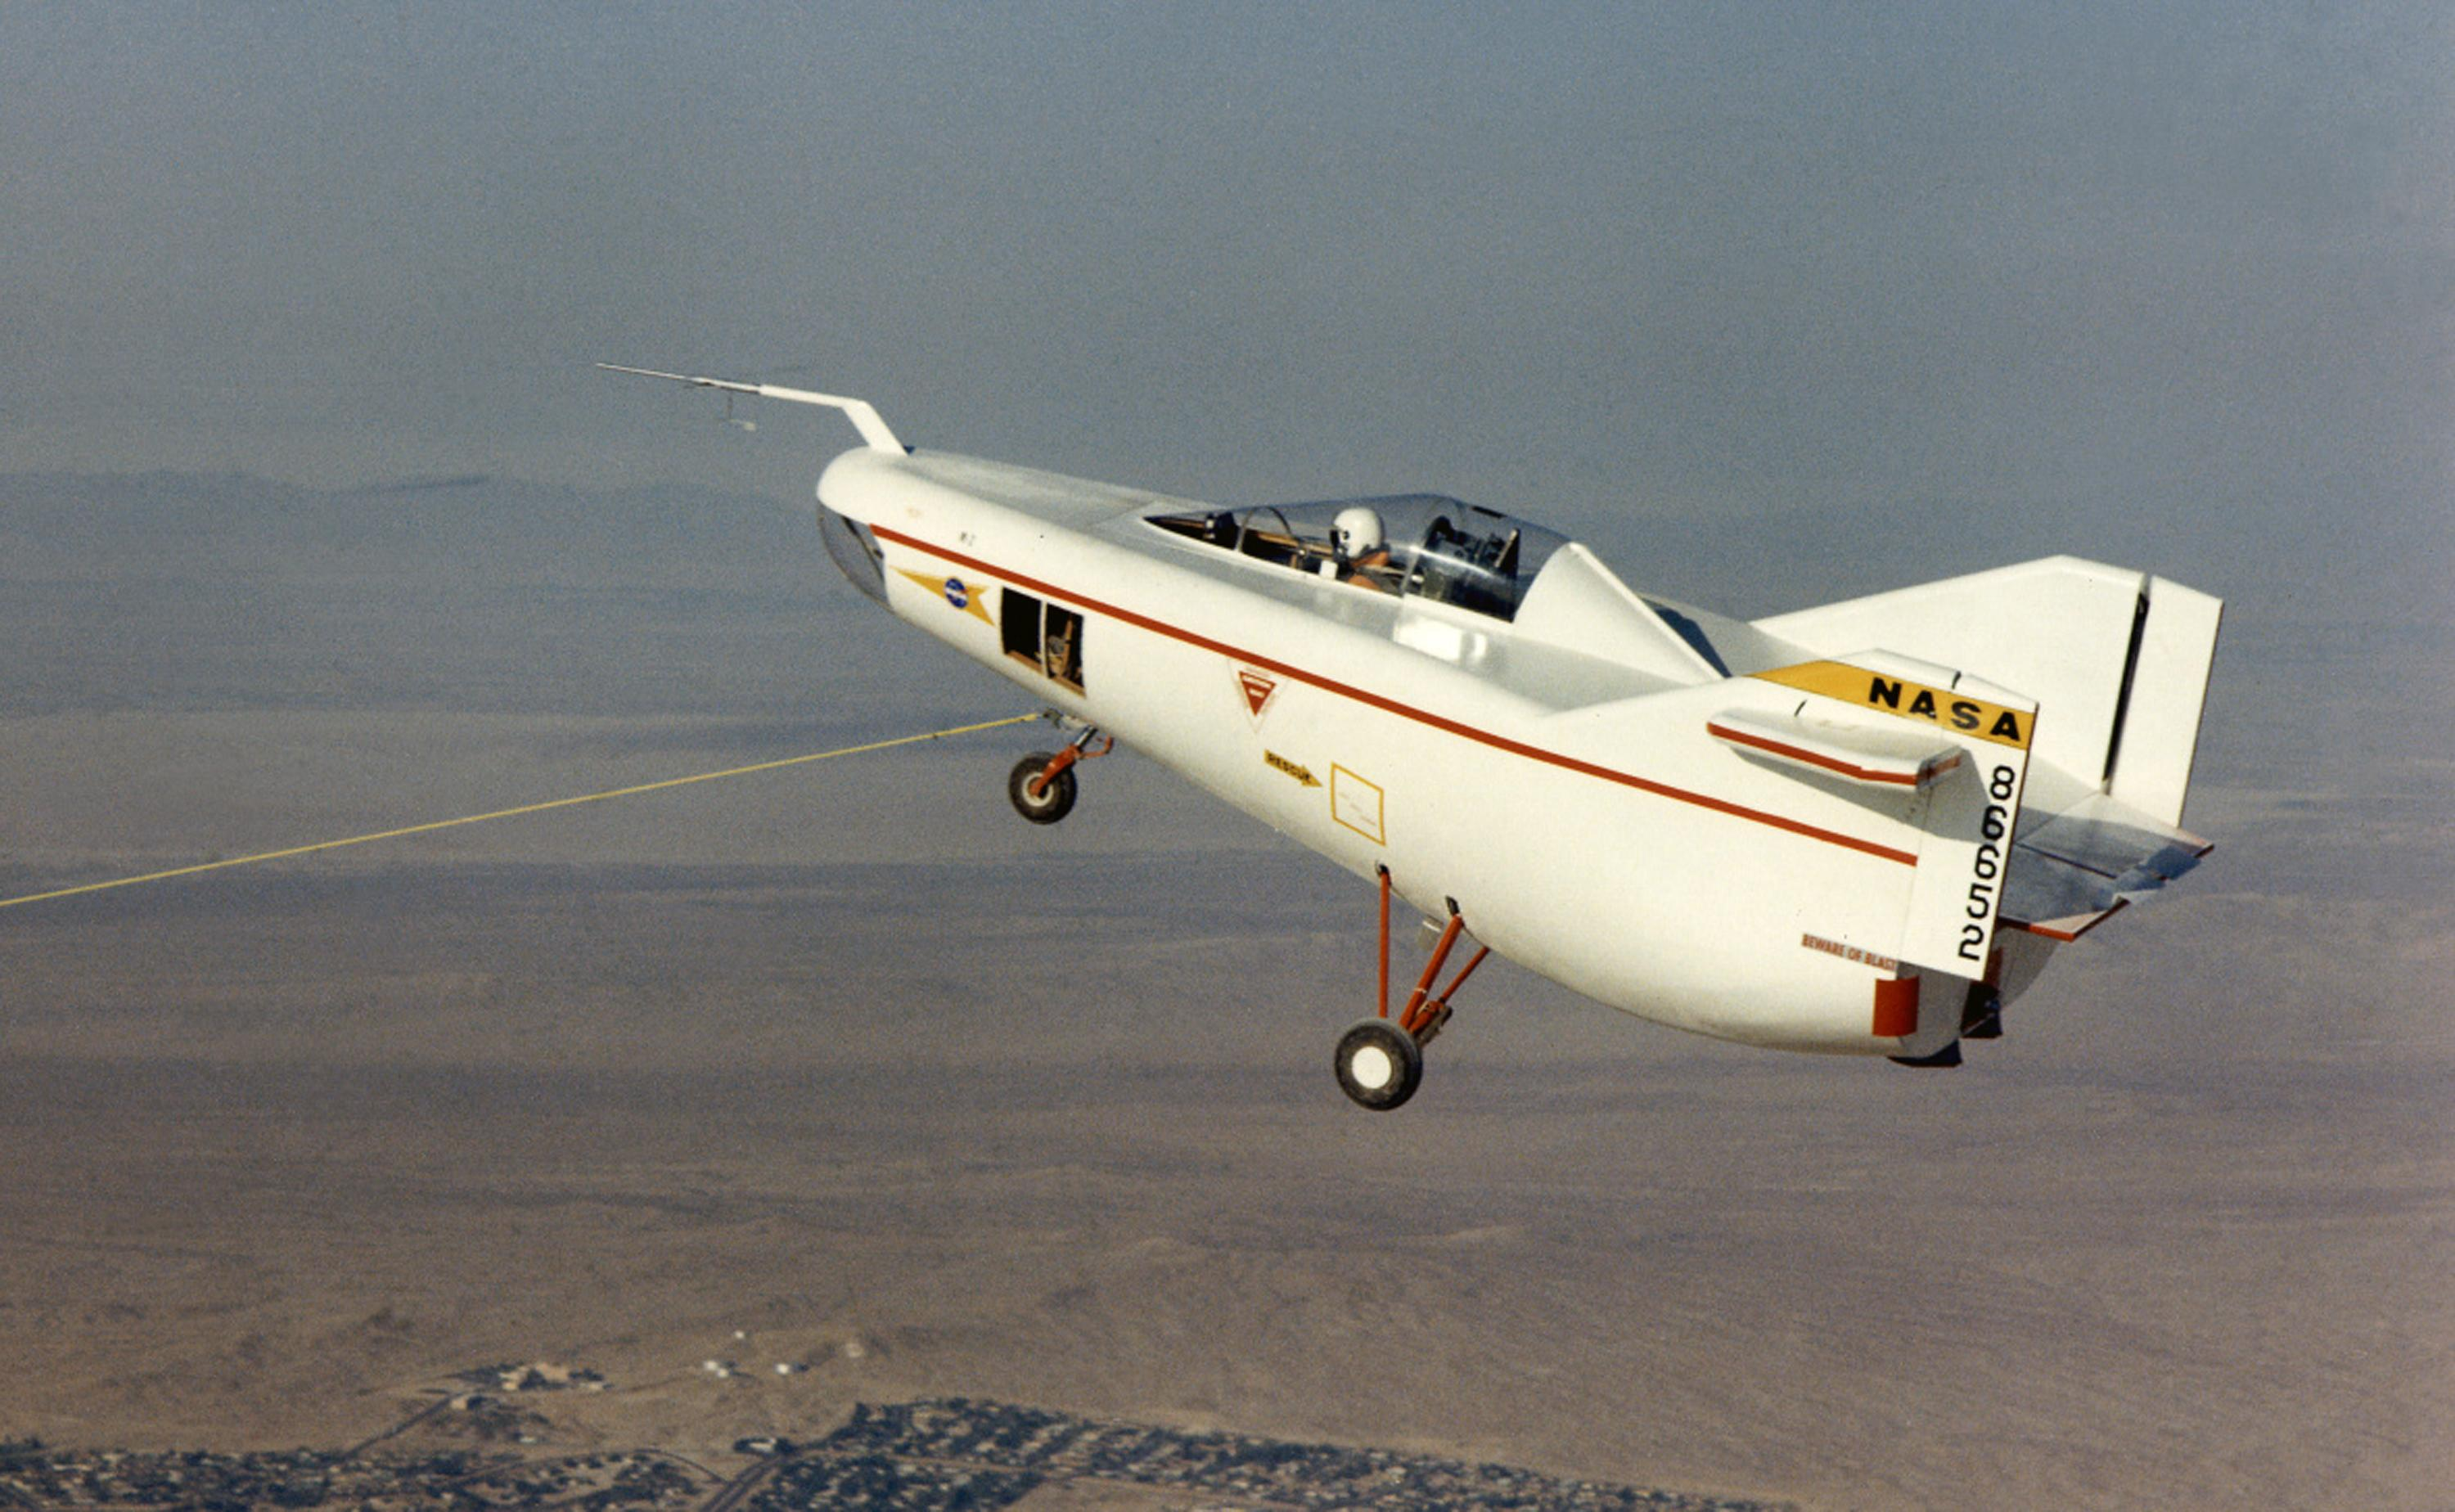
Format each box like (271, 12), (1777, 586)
(1331, 506), (1385, 558)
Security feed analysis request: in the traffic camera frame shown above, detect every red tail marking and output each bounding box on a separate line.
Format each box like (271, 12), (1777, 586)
(1872, 975), (1921, 1038)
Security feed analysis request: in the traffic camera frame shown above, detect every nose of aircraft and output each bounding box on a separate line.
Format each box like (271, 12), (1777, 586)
(819, 505), (889, 605)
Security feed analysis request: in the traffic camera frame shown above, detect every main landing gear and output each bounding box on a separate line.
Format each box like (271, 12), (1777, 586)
(1007, 722), (1112, 825)
(1333, 867), (1491, 1112)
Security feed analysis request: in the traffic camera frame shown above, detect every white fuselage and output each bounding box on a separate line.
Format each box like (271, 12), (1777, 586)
(821, 447), (1979, 1060)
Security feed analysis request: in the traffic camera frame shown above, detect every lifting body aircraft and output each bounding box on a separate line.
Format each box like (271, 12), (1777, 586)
(607, 365), (2220, 1109)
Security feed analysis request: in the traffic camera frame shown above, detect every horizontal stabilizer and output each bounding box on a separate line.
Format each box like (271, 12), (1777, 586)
(2003, 790), (2212, 941)
(2021, 792), (2210, 886)
(2001, 853), (2131, 941)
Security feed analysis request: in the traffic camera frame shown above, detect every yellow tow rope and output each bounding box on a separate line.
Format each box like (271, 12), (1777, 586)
(0, 713), (1039, 912)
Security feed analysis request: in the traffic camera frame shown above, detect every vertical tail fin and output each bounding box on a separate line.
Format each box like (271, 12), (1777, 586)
(1754, 556), (2222, 826)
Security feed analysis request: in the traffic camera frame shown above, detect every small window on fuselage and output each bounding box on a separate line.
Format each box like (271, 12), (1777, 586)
(1044, 605), (1085, 693)
(1000, 587), (1087, 694)
(1001, 588), (1044, 668)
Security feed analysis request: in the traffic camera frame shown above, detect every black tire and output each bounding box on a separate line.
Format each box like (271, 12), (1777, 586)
(1007, 752), (1078, 825)
(1333, 1019), (1423, 1111)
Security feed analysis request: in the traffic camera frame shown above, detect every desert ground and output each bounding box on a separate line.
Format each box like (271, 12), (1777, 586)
(1, 473), (2448, 1510)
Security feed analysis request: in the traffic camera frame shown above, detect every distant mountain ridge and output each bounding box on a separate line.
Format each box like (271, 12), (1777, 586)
(0, 470), (869, 716)
(4, 461), (2429, 629)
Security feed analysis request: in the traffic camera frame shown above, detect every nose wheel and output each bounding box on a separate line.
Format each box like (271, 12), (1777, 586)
(1007, 725), (1111, 825)
(1007, 753), (1077, 824)
(1334, 869), (1489, 1111)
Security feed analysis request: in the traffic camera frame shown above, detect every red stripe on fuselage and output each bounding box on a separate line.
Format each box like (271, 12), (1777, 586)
(872, 524), (1918, 866)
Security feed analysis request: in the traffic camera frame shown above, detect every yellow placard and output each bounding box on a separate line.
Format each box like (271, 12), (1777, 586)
(1330, 764), (1386, 845)
(1754, 660), (2034, 749)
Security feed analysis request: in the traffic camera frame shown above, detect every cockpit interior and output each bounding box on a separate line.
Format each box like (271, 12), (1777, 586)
(1145, 494), (1569, 623)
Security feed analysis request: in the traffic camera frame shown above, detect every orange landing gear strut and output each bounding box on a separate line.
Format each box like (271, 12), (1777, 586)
(1336, 867), (1489, 1111)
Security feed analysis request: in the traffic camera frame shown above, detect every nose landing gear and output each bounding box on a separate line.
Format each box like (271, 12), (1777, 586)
(1007, 723), (1111, 825)
(1334, 868), (1491, 1111)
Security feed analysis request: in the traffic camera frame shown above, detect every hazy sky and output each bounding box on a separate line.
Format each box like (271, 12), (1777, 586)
(3, 2), (2447, 617)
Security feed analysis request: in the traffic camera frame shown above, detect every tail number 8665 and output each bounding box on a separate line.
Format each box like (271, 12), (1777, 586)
(1957, 763), (2018, 962)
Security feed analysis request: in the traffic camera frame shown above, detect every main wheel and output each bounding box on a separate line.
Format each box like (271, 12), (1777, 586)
(1333, 1019), (1423, 1111)
(1007, 752), (1078, 825)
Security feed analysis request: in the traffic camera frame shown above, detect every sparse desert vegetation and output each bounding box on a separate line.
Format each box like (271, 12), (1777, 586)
(0, 473), (2447, 1510)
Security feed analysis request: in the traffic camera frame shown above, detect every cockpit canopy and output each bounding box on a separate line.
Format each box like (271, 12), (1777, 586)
(1145, 494), (1569, 623)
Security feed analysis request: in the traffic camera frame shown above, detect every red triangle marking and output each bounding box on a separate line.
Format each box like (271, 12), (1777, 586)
(1238, 669), (1277, 717)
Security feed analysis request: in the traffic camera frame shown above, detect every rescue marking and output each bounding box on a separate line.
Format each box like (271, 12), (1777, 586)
(872, 527), (1918, 866)
(1754, 660), (2034, 749)
(1264, 751), (1322, 788)
(1800, 932), (1899, 973)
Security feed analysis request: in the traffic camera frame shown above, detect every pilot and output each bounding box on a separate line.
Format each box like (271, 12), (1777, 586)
(1330, 506), (1399, 592)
